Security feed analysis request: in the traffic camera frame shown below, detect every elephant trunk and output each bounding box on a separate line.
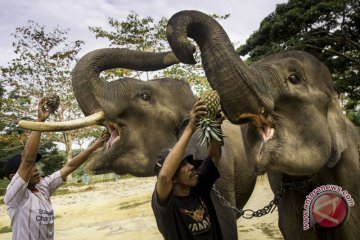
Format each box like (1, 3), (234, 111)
(167, 10), (274, 123)
(72, 48), (179, 116)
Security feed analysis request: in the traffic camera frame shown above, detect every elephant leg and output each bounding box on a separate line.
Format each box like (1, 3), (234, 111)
(277, 192), (320, 240)
(268, 171), (318, 240)
(234, 169), (257, 213)
(211, 190), (238, 240)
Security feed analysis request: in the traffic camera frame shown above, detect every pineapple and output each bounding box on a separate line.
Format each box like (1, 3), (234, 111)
(43, 93), (60, 113)
(196, 90), (224, 146)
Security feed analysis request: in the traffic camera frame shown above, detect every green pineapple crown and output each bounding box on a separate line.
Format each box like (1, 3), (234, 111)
(196, 90), (223, 146)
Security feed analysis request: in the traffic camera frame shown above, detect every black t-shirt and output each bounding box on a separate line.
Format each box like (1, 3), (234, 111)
(151, 157), (223, 240)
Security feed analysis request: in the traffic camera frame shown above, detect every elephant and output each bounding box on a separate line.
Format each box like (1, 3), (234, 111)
(19, 48), (257, 240)
(166, 10), (360, 240)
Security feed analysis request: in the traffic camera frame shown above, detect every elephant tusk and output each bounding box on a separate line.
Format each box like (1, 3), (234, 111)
(18, 111), (105, 132)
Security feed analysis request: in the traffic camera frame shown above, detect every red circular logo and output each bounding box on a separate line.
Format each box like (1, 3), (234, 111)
(311, 193), (348, 228)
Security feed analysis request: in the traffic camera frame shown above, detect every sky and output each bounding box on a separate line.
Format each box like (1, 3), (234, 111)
(0, 0), (288, 66)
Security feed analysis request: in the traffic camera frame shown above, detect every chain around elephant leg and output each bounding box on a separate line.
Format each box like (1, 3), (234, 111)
(212, 182), (286, 219)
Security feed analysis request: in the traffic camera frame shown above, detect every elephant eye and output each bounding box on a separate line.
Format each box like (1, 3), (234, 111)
(140, 93), (151, 101)
(287, 73), (300, 84)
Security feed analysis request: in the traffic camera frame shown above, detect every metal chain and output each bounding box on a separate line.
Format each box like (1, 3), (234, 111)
(212, 182), (286, 219)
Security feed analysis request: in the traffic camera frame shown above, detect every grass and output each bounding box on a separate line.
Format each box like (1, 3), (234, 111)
(258, 223), (282, 239)
(52, 188), (70, 196)
(0, 178), (10, 196)
(83, 185), (95, 191)
(53, 184), (95, 196)
(0, 226), (12, 234)
(117, 174), (134, 180)
(117, 199), (150, 210)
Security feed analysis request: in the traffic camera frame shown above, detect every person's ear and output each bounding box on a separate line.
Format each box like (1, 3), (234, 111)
(9, 173), (15, 180)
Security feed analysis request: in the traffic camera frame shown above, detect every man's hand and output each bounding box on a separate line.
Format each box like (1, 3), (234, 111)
(91, 132), (110, 150)
(188, 99), (207, 131)
(60, 132), (110, 179)
(19, 97), (51, 182)
(37, 97), (53, 122)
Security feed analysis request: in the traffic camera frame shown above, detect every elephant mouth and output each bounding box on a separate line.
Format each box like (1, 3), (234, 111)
(89, 121), (125, 174)
(239, 113), (276, 175)
(238, 113), (275, 142)
(104, 123), (122, 150)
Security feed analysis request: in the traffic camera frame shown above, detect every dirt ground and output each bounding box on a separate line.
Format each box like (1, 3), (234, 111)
(0, 175), (283, 240)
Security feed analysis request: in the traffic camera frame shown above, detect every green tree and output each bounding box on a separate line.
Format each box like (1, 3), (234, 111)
(237, 0), (359, 125)
(89, 11), (231, 95)
(0, 122), (27, 178)
(0, 20), (101, 179)
(0, 84), (6, 130)
(38, 141), (65, 176)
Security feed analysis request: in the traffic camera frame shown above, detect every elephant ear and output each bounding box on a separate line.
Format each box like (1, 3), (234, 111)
(326, 97), (348, 168)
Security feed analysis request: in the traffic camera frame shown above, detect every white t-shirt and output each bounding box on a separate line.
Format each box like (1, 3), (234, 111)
(4, 171), (63, 240)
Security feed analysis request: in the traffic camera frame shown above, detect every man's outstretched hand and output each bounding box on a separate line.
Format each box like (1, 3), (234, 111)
(37, 97), (53, 122)
(91, 132), (110, 150)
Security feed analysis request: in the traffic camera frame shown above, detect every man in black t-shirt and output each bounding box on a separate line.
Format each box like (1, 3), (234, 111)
(151, 99), (223, 240)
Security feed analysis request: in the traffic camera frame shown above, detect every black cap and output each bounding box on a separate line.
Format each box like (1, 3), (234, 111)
(154, 148), (194, 176)
(3, 153), (42, 179)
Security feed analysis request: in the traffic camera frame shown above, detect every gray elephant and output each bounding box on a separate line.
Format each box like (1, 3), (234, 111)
(166, 10), (360, 240)
(19, 48), (257, 239)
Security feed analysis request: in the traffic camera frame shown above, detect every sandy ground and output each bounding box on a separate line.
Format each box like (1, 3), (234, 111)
(0, 175), (282, 240)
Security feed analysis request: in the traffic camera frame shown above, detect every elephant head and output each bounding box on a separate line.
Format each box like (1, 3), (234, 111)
(166, 10), (358, 177)
(166, 10), (360, 239)
(74, 48), (209, 176)
(20, 48), (202, 176)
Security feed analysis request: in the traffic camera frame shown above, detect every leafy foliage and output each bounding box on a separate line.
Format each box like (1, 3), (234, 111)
(0, 85), (4, 111)
(90, 11), (167, 52)
(0, 20), (101, 177)
(0, 20), (85, 126)
(1, 20), (83, 108)
(237, 0), (359, 125)
(0, 132), (26, 179)
(38, 141), (65, 176)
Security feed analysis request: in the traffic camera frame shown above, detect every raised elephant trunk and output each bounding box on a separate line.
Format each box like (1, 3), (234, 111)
(166, 10), (274, 123)
(72, 48), (180, 116)
(19, 49), (180, 132)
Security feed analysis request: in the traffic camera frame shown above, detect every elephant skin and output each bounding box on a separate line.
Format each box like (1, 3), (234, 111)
(166, 10), (360, 240)
(71, 48), (257, 240)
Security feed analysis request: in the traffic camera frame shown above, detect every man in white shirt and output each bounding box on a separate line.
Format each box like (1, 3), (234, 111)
(3, 97), (109, 240)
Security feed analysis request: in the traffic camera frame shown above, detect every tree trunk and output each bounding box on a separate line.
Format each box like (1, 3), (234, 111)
(63, 132), (73, 182)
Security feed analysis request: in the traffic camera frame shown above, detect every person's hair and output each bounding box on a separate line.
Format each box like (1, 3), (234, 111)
(154, 148), (193, 176)
(154, 148), (171, 176)
(3, 153), (41, 179)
